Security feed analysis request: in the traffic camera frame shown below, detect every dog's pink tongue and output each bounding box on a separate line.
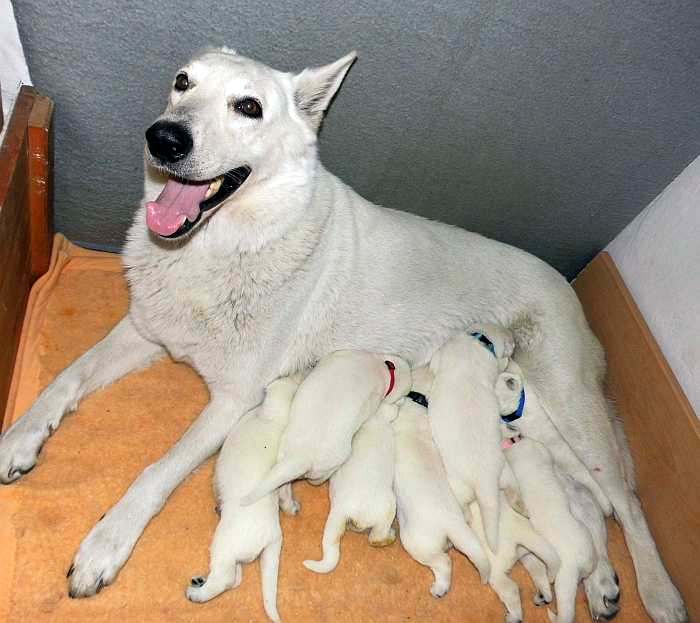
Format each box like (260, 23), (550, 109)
(146, 178), (209, 236)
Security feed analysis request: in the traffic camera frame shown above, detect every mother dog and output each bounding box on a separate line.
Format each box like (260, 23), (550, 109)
(0, 48), (686, 622)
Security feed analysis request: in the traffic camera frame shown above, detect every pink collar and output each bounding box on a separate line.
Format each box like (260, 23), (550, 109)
(501, 434), (522, 449)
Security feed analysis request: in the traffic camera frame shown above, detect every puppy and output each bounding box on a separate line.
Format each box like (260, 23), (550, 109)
(186, 376), (301, 623)
(428, 322), (514, 550)
(503, 435), (596, 623)
(393, 395), (490, 597)
(303, 402), (398, 573)
(469, 494), (561, 623)
(242, 350), (411, 505)
(495, 361), (612, 515)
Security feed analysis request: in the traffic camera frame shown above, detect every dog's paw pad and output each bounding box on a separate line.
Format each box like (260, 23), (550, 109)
(190, 576), (206, 587)
(534, 592), (551, 607)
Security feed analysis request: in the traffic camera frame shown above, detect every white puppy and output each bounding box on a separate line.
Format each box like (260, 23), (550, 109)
(186, 376), (301, 623)
(469, 494), (561, 623)
(495, 361), (612, 516)
(504, 435), (596, 623)
(242, 350), (411, 505)
(303, 402), (398, 573)
(393, 395), (490, 597)
(428, 322), (514, 550)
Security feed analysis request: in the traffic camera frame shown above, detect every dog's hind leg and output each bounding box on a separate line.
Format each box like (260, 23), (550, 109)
(0, 315), (164, 484)
(447, 516), (490, 584)
(260, 536), (283, 623)
(518, 550), (552, 606)
(427, 552), (453, 598)
(548, 563), (581, 623)
(368, 507), (397, 547)
(474, 463), (503, 551)
(490, 566), (524, 623)
(241, 457), (308, 506)
(303, 507), (346, 573)
(278, 483), (301, 516)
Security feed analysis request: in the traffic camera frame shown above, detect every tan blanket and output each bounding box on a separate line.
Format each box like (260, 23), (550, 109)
(0, 235), (650, 621)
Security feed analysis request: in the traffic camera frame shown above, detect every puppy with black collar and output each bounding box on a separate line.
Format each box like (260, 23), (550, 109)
(186, 376), (302, 623)
(393, 389), (490, 597)
(241, 350), (411, 506)
(503, 434), (596, 623)
(428, 322), (514, 550)
(303, 401), (398, 573)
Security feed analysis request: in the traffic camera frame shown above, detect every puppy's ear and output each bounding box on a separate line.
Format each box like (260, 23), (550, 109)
(495, 372), (523, 415)
(293, 51), (357, 131)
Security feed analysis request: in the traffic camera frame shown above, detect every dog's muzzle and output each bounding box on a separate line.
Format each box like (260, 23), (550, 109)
(146, 120), (193, 163)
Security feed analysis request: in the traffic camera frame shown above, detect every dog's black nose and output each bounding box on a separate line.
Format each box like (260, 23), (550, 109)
(145, 120), (193, 163)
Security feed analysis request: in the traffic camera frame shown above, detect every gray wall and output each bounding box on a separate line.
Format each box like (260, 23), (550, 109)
(14, 0), (700, 278)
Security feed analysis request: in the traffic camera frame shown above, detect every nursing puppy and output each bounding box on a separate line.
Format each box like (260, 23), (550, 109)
(469, 495), (561, 623)
(303, 402), (398, 573)
(186, 376), (301, 623)
(242, 350), (411, 505)
(495, 361), (612, 516)
(428, 322), (514, 550)
(393, 395), (490, 597)
(504, 435), (596, 623)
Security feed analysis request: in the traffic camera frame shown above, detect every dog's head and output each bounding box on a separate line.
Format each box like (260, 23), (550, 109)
(144, 47), (356, 240)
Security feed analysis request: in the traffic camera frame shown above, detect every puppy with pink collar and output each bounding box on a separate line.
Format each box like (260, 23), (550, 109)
(242, 350), (411, 506)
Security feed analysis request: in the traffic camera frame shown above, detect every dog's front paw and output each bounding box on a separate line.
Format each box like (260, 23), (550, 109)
(0, 423), (47, 484)
(584, 562), (621, 621)
(638, 574), (688, 623)
(68, 513), (139, 597)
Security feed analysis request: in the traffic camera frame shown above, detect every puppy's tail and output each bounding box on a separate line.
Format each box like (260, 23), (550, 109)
(241, 458), (308, 506)
(303, 507), (346, 574)
(260, 537), (283, 623)
(475, 476), (501, 552)
(446, 516), (490, 584)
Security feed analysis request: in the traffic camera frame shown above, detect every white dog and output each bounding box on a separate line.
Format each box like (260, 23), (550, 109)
(241, 350), (411, 505)
(393, 395), (490, 596)
(504, 435), (596, 623)
(303, 402), (398, 574)
(469, 495), (561, 623)
(495, 361), (612, 516)
(428, 323), (514, 550)
(186, 376), (301, 623)
(0, 48), (684, 622)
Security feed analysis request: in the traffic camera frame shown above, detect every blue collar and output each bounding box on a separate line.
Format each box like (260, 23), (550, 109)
(501, 389), (525, 423)
(470, 332), (496, 356)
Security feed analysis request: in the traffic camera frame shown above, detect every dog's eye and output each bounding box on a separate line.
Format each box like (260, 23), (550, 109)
(174, 72), (189, 92)
(234, 97), (263, 119)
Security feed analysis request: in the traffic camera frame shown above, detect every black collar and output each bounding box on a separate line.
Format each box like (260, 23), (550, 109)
(407, 391), (429, 408)
(470, 332), (496, 356)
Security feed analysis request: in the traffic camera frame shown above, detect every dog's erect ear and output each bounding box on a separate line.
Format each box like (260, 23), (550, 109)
(495, 372), (523, 415)
(293, 51), (357, 130)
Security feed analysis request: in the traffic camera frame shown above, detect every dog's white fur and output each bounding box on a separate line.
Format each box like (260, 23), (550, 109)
(303, 402), (398, 574)
(428, 323), (513, 550)
(495, 361), (612, 516)
(186, 376), (301, 622)
(242, 350), (411, 505)
(393, 396), (490, 596)
(469, 495), (560, 623)
(504, 436), (596, 623)
(0, 48), (685, 622)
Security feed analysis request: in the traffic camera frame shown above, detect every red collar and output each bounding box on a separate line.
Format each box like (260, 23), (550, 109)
(384, 360), (396, 397)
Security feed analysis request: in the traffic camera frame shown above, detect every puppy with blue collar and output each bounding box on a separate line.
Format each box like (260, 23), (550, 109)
(393, 377), (491, 597)
(303, 401), (399, 574)
(428, 322), (514, 551)
(186, 376), (302, 623)
(241, 350), (411, 506)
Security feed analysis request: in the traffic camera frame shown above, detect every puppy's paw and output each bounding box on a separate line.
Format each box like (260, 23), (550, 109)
(280, 498), (301, 516)
(584, 561), (621, 621)
(430, 580), (450, 599)
(186, 576), (209, 603)
(534, 591), (552, 607)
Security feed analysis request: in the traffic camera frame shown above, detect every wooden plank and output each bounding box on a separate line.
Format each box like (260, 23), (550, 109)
(27, 93), (54, 279)
(573, 251), (700, 622)
(0, 87), (36, 427)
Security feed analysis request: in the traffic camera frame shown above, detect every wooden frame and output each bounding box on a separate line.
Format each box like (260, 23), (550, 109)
(574, 252), (699, 622)
(0, 86), (54, 427)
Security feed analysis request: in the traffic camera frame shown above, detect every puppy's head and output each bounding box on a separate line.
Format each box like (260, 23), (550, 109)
(494, 371), (524, 416)
(144, 48), (357, 240)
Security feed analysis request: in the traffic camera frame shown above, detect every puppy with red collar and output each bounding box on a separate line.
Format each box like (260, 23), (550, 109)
(303, 401), (398, 574)
(428, 322), (514, 550)
(242, 350), (411, 506)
